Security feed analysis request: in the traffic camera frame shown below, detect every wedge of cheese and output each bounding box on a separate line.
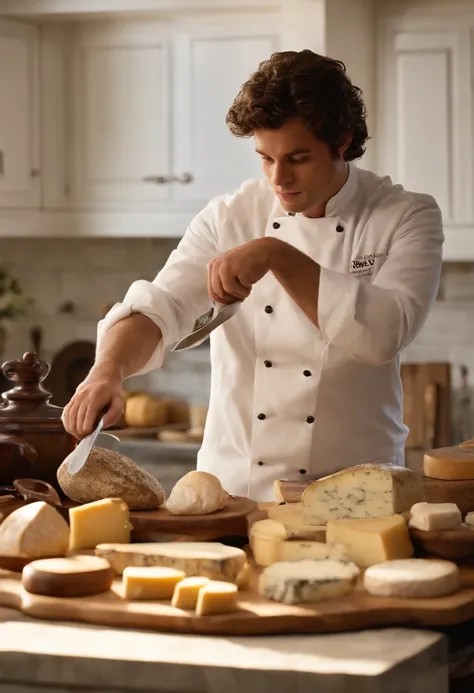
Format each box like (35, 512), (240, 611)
(408, 502), (462, 532)
(302, 464), (424, 524)
(0, 502), (69, 558)
(95, 542), (246, 581)
(259, 559), (360, 604)
(325, 515), (414, 568)
(69, 498), (132, 550)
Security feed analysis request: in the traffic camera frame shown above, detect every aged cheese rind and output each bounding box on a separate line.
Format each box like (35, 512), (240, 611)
(0, 501), (69, 558)
(21, 555), (114, 597)
(68, 498), (132, 550)
(259, 559), (360, 605)
(325, 515), (414, 568)
(363, 558), (460, 598)
(408, 502), (462, 532)
(165, 471), (228, 515)
(423, 447), (474, 481)
(122, 566), (185, 600)
(171, 577), (210, 609)
(302, 464), (424, 523)
(95, 542), (246, 581)
(58, 447), (166, 510)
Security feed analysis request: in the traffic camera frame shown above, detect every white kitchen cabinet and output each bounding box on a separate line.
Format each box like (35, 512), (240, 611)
(0, 19), (40, 208)
(376, 2), (474, 259)
(70, 14), (279, 210)
(70, 21), (171, 208)
(170, 15), (280, 203)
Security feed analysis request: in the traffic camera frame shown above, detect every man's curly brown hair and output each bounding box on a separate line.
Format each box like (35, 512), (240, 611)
(226, 50), (368, 161)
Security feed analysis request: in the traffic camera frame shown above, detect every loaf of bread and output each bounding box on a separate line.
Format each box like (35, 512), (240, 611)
(57, 447), (166, 510)
(124, 393), (167, 427)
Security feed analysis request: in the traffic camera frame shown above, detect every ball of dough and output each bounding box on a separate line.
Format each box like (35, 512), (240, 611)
(166, 471), (229, 515)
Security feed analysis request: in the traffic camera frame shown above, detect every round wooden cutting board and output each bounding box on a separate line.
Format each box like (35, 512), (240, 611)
(129, 496), (256, 538)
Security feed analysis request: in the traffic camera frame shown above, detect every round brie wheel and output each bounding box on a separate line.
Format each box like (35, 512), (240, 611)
(363, 558), (460, 598)
(22, 555), (114, 598)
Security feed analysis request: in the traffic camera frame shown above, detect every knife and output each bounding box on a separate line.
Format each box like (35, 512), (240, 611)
(172, 301), (241, 352)
(66, 418), (120, 475)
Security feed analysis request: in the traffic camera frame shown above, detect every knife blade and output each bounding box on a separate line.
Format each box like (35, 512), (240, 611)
(66, 417), (108, 475)
(172, 301), (241, 351)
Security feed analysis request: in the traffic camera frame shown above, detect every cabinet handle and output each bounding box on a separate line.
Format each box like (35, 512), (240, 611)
(30, 169), (41, 178)
(0, 151), (3, 176)
(142, 173), (194, 185)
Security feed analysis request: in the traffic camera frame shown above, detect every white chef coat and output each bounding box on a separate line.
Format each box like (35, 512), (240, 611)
(98, 163), (444, 501)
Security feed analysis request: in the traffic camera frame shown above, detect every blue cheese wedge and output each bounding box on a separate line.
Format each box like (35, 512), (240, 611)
(302, 464), (424, 524)
(259, 559), (360, 604)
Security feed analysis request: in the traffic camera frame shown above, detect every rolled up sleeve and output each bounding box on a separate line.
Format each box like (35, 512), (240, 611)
(318, 197), (444, 365)
(97, 200), (224, 376)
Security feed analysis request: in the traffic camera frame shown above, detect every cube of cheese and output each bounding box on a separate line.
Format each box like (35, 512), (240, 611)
(325, 515), (414, 568)
(302, 463), (424, 524)
(267, 503), (326, 538)
(171, 577), (210, 609)
(408, 502), (462, 531)
(123, 566), (185, 600)
(195, 580), (238, 616)
(69, 498), (132, 550)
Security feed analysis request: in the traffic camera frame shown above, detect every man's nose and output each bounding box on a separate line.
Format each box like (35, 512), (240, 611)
(271, 163), (292, 188)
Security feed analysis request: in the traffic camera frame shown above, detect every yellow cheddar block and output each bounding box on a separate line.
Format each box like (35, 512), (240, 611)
(123, 566), (185, 600)
(68, 498), (132, 551)
(171, 576), (210, 609)
(195, 580), (238, 616)
(325, 514), (414, 568)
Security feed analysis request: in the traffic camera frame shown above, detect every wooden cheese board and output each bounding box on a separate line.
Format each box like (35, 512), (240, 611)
(2, 563), (474, 636)
(410, 525), (474, 561)
(0, 494), (257, 541)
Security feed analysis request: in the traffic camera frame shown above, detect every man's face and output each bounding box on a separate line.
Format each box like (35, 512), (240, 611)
(254, 118), (349, 218)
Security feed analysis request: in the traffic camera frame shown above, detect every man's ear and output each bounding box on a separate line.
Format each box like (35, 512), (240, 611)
(337, 133), (352, 158)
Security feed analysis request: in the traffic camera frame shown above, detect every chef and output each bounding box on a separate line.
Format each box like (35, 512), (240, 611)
(62, 49), (444, 502)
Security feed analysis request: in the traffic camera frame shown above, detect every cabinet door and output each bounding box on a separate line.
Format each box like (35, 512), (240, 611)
(377, 26), (471, 224)
(171, 14), (280, 205)
(71, 21), (170, 208)
(0, 20), (40, 208)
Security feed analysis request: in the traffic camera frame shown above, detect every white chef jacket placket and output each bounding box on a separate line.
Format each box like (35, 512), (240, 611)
(247, 214), (339, 501)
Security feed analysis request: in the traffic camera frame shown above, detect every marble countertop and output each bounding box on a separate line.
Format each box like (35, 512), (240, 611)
(0, 607), (448, 693)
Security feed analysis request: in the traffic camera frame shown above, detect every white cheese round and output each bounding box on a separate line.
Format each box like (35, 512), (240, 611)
(363, 558), (460, 598)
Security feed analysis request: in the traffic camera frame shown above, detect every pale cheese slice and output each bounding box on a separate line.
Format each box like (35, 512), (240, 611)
(69, 498), (132, 550)
(95, 542), (246, 581)
(408, 502), (462, 532)
(302, 464), (424, 524)
(123, 566), (185, 600)
(171, 577), (210, 609)
(363, 558), (460, 598)
(259, 559), (360, 605)
(195, 580), (238, 616)
(325, 515), (414, 568)
(0, 501), (69, 558)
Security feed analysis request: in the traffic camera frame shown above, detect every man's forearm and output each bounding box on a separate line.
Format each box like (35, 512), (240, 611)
(93, 313), (163, 381)
(266, 238), (321, 328)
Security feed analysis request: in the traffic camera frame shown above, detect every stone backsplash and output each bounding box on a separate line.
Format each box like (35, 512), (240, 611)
(1, 238), (473, 437)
